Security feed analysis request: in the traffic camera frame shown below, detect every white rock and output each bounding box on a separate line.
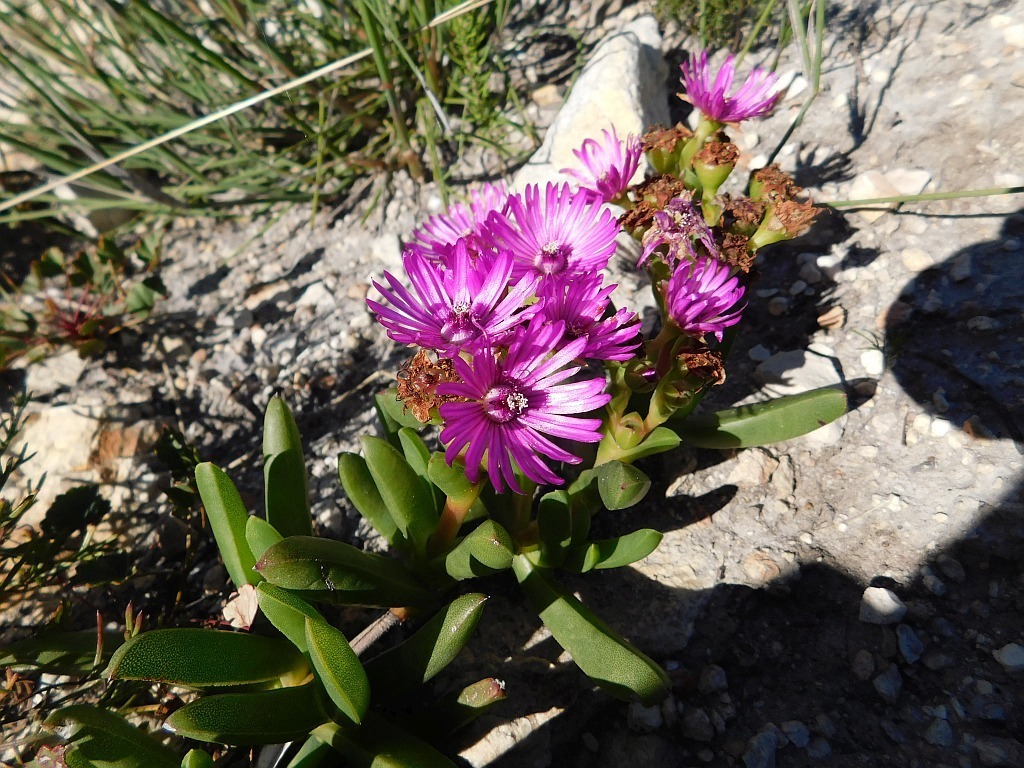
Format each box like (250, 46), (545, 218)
(295, 282), (335, 310)
(513, 15), (669, 192)
(861, 349), (885, 376)
(860, 586), (907, 624)
(627, 701), (664, 732)
(844, 169), (932, 223)
(23, 350), (88, 396)
(901, 247), (933, 271)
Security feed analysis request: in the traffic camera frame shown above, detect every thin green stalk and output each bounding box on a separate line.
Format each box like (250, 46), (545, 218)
(825, 186), (1024, 208)
(737, 0), (780, 64)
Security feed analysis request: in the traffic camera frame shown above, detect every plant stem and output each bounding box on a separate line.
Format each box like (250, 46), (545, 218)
(825, 186), (1024, 208)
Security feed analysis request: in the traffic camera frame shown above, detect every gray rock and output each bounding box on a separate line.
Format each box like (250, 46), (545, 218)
(781, 720), (811, 748)
(860, 587), (907, 624)
(23, 350), (88, 396)
(852, 649), (875, 680)
(513, 15), (668, 191)
(992, 643), (1024, 673)
(627, 702), (663, 732)
(975, 736), (1023, 767)
(681, 707), (715, 742)
(924, 718), (954, 747)
(897, 624), (925, 664)
(880, 719), (908, 744)
(813, 713), (837, 739)
(936, 554), (966, 583)
(698, 665), (729, 694)
(742, 728), (778, 768)
(873, 663), (903, 703)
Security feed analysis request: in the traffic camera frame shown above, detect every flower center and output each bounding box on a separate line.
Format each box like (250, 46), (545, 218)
(440, 302), (475, 345)
(483, 383), (529, 423)
(535, 241), (571, 275)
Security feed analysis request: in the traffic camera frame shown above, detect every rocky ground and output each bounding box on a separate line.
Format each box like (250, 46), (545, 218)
(3, 0), (1024, 766)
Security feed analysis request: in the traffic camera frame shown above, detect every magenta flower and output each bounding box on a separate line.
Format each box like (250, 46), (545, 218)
(639, 196), (717, 267)
(368, 239), (538, 357)
(438, 321), (611, 493)
(486, 183), (619, 280)
(561, 127), (642, 203)
(680, 51), (780, 124)
(664, 256), (745, 342)
(410, 182), (510, 260)
(538, 275), (640, 362)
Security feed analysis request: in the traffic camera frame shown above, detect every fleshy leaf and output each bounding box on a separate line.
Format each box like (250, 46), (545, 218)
(312, 715), (457, 768)
(338, 453), (402, 547)
(180, 750), (216, 768)
(245, 516), (283, 562)
(44, 706), (178, 768)
(361, 436), (439, 553)
(0, 629), (122, 674)
(536, 491), (572, 566)
(564, 530), (663, 573)
(263, 397), (313, 539)
(304, 617), (370, 725)
(442, 521), (514, 580)
(364, 594), (487, 703)
(285, 735), (334, 768)
(165, 683), (329, 745)
(255, 582), (324, 652)
(402, 678), (507, 742)
(374, 389), (426, 447)
(106, 629), (306, 689)
(255, 536), (431, 607)
(672, 386), (847, 448)
(596, 461), (651, 510)
(195, 463), (259, 588)
(513, 555), (669, 705)
(610, 426), (681, 462)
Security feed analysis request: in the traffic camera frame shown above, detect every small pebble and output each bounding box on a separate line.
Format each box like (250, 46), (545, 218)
(923, 574), (947, 596)
(925, 718), (954, 747)
(748, 344), (772, 362)
(681, 707), (715, 742)
(699, 665), (729, 694)
(880, 719), (908, 744)
(781, 720), (811, 748)
(742, 728), (778, 768)
(937, 554), (966, 582)
(789, 280), (808, 295)
(852, 649), (875, 680)
(873, 663), (903, 703)
(627, 702), (663, 732)
(813, 713), (837, 739)
(975, 736), (1022, 767)
(861, 349), (885, 376)
(806, 738), (832, 760)
(767, 296), (790, 315)
(993, 643), (1024, 673)
(860, 587), (907, 624)
(582, 732), (599, 752)
(897, 624), (925, 664)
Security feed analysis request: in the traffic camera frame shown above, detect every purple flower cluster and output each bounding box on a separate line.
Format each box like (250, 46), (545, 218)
(370, 180), (638, 493)
(679, 51), (780, 124)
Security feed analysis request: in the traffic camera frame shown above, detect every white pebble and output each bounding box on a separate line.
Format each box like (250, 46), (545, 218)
(861, 349), (885, 376)
(860, 586), (907, 624)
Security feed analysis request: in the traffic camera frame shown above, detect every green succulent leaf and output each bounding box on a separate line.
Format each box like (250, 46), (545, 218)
(264, 397), (313, 539)
(255, 536), (431, 607)
(195, 463), (259, 588)
(402, 678), (507, 742)
(361, 436), (439, 553)
(338, 452), (402, 547)
(427, 452), (481, 510)
(442, 521), (514, 580)
(537, 491), (572, 567)
(364, 593), (487, 703)
(245, 516), (283, 561)
(513, 555), (669, 705)
(0, 629), (122, 674)
(106, 629), (306, 689)
(374, 389), (426, 446)
(304, 617), (370, 725)
(564, 530), (663, 573)
(255, 582), (324, 652)
(285, 735), (334, 768)
(312, 714), (457, 768)
(596, 461), (651, 510)
(44, 706), (178, 768)
(180, 750), (216, 768)
(165, 683), (330, 745)
(672, 386), (847, 448)
(398, 428), (444, 516)
(611, 426), (681, 463)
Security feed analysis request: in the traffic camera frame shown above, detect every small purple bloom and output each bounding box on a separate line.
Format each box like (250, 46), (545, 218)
(538, 275), (640, 362)
(561, 127), (642, 203)
(680, 51), (780, 124)
(438, 320), (611, 493)
(368, 239), (538, 357)
(486, 183), (620, 280)
(410, 182), (510, 260)
(639, 196), (717, 266)
(664, 256), (745, 342)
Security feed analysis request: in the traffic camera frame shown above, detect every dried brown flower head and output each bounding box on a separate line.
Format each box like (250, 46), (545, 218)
(751, 163), (802, 203)
(396, 349), (460, 422)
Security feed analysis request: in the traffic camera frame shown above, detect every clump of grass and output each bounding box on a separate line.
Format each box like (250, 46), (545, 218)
(655, 0), (784, 50)
(0, 0), (516, 225)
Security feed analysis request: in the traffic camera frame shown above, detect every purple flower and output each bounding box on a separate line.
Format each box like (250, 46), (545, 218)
(438, 320), (611, 493)
(639, 196), (717, 266)
(680, 51), (780, 124)
(410, 182), (510, 260)
(538, 275), (640, 362)
(486, 183), (620, 280)
(561, 127), (642, 203)
(664, 256), (745, 342)
(368, 239), (538, 357)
